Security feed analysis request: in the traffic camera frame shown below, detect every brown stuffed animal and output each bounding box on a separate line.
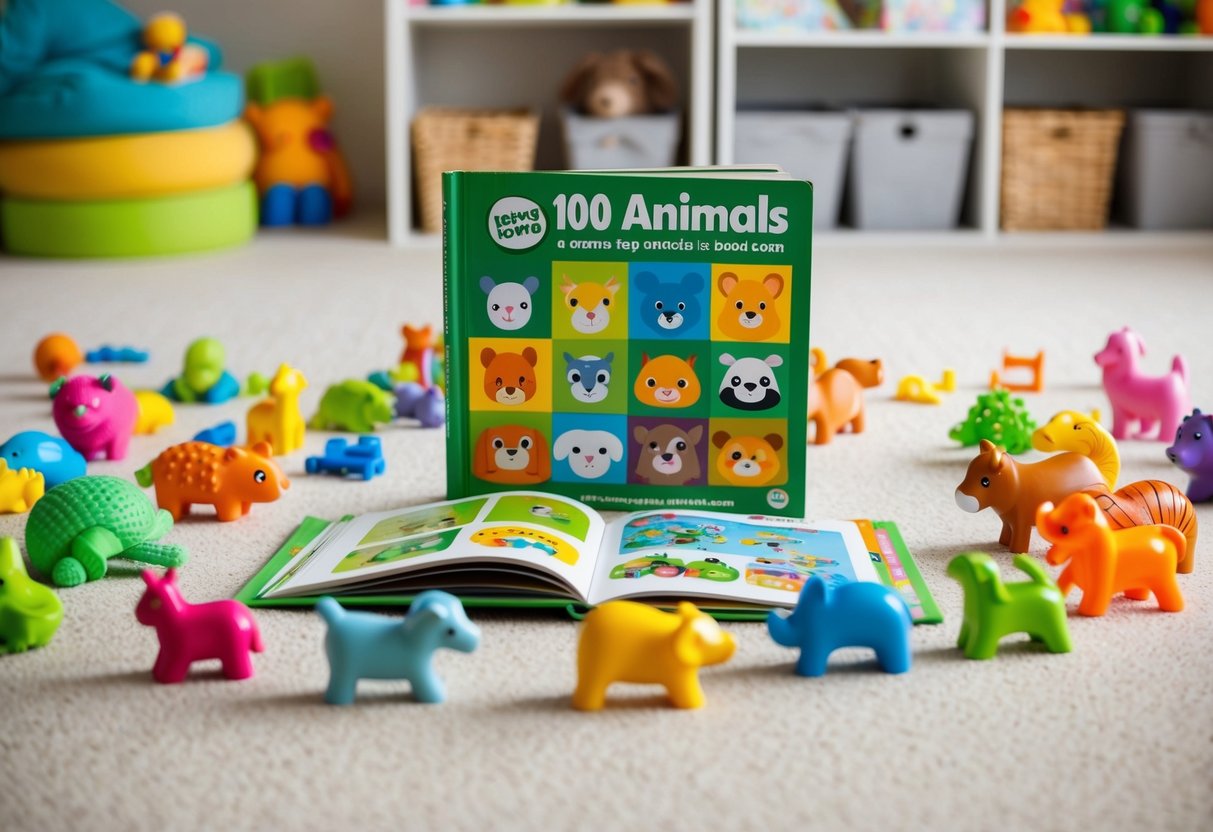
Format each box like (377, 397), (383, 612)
(560, 50), (679, 118)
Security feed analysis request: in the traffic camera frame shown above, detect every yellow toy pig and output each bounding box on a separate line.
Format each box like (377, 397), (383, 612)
(572, 600), (736, 710)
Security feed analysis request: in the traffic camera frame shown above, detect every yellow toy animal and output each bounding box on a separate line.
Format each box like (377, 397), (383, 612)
(1007, 0), (1091, 33)
(247, 364), (308, 456)
(895, 369), (956, 405)
(129, 13), (209, 83)
(1031, 409), (1118, 489)
(0, 459), (45, 514)
(572, 600), (736, 710)
(134, 390), (177, 436)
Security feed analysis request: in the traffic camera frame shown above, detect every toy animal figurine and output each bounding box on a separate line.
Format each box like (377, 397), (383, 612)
(0, 431), (86, 489)
(955, 440), (1104, 553)
(989, 349), (1045, 393)
(807, 357), (883, 445)
(767, 577), (912, 676)
(247, 363), (308, 456)
(1167, 408), (1213, 504)
(25, 476), (186, 588)
(50, 373), (137, 462)
(1037, 493), (1185, 616)
(162, 337), (241, 404)
(894, 369), (955, 405)
(1094, 327), (1190, 441)
(85, 345), (149, 364)
(135, 441), (288, 522)
(0, 460), (45, 514)
(306, 436), (386, 480)
(946, 552), (1072, 660)
(0, 538), (63, 654)
(32, 333), (82, 382)
(1007, 0), (1091, 33)
(316, 593), (480, 705)
(244, 96), (353, 226)
(1090, 479), (1197, 574)
(193, 421), (237, 447)
(1032, 409), (1116, 488)
(572, 600), (735, 711)
(949, 390), (1037, 454)
(399, 324), (438, 388)
(310, 380), (396, 433)
(136, 569), (263, 683)
(560, 49), (678, 118)
(394, 382), (445, 428)
(133, 390), (176, 435)
(129, 13), (208, 83)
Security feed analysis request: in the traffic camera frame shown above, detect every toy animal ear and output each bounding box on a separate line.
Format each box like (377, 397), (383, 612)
(632, 49), (678, 112)
(140, 569), (158, 586)
(763, 273), (784, 299)
(406, 603), (449, 633)
(523, 276), (540, 295)
(480, 276), (496, 295)
(802, 576), (829, 606)
(764, 433), (784, 453)
(978, 439), (996, 454)
(250, 441), (272, 458)
(687, 425), (703, 445)
(224, 446), (242, 462)
(480, 348), (497, 369)
(559, 52), (603, 105)
(712, 430), (731, 449)
(717, 272), (739, 297)
(48, 377), (66, 399)
(99, 374), (114, 391)
(311, 95), (334, 122)
(163, 567), (177, 584)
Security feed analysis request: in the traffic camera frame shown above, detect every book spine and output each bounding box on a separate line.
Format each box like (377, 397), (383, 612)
(442, 171), (467, 499)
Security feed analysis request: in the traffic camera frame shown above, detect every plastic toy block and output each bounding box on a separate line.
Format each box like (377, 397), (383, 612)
(989, 349), (1045, 393)
(305, 437), (386, 481)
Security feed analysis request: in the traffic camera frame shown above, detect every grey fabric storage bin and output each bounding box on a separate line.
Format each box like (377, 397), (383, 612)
(1118, 110), (1213, 230)
(847, 109), (974, 230)
(561, 109), (680, 170)
(733, 111), (852, 229)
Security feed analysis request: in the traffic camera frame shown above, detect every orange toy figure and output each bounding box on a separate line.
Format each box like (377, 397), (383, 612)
(954, 440), (1104, 554)
(472, 425), (551, 485)
(634, 354), (701, 408)
(807, 357), (883, 445)
(1090, 480), (1198, 574)
(244, 97), (352, 226)
(33, 333), (83, 382)
(989, 349), (1045, 393)
(1037, 493), (1185, 616)
(400, 324), (437, 388)
(135, 442), (288, 522)
(247, 364), (308, 457)
(572, 600), (736, 711)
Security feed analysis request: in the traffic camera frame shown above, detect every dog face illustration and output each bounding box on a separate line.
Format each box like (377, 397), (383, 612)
(563, 352), (613, 404)
(634, 270), (703, 335)
(481, 347), (538, 406)
(713, 431), (783, 486)
(472, 425), (551, 484)
(634, 353), (701, 408)
(480, 276), (539, 331)
(716, 272), (784, 341)
(560, 276), (619, 334)
(633, 424), (703, 486)
(553, 429), (623, 480)
(718, 353), (782, 411)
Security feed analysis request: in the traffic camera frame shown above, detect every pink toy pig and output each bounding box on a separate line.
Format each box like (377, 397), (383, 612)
(136, 569), (264, 683)
(50, 373), (137, 461)
(1094, 327), (1190, 442)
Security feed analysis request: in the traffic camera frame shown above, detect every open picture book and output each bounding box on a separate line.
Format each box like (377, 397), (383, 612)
(238, 491), (941, 623)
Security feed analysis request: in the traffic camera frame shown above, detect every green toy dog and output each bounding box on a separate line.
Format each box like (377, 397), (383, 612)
(0, 537), (63, 653)
(947, 552), (1071, 660)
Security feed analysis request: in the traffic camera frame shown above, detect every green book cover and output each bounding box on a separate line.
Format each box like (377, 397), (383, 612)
(443, 169), (812, 517)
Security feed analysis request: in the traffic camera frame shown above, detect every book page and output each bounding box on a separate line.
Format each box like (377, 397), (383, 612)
(586, 511), (877, 608)
(259, 491), (603, 601)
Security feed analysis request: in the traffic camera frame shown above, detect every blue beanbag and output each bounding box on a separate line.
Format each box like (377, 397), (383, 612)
(0, 0), (243, 139)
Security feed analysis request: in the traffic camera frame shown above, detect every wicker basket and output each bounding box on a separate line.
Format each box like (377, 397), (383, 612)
(1001, 109), (1126, 231)
(411, 108), (540, 233)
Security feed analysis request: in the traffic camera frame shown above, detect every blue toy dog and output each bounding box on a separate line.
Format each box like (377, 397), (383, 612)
(767, 577), (912, 677)
(633, 270), (704, 337)
(316, 591), (480, 705)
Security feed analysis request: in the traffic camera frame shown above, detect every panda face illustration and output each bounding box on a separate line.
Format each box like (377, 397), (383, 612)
(718, 353), (782, 411)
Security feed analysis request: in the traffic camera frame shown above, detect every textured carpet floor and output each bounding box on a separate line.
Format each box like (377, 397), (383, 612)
(2, 227), (1211, 831)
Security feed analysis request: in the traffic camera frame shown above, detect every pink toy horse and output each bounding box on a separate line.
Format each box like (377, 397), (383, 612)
(1094, 327), (1190, 442)
(136, 569), (264, 683)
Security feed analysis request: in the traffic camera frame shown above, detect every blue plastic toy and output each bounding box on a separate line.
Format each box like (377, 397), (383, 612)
(85, 345), (150, 364)
(192, 421), (237, 447)
(305, 436), (385, 480)
(316, 592), (480, 705)
(767, 576), (913, 677)
(0, 431), (87, 490)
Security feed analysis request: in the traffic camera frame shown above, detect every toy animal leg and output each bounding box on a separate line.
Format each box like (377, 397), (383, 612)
(1056, 566), (1075, 596)
(1187, 478), (1213, 504)
(1151, 575), (1184, 612)
(411, 672), (446, 704)
(152, 653), (191, 684)
(665, 674), (706, 709)
(222, 651), (255, 681)
(998, 522), (1012, 547)
(1035, 612), (1072, 654)
(325, 670), (358, 705)
(849, 411), (865, 435)
(1109, 408), (1129, 441)
(126, 541), (187, 568)
(794, 648), (829, 678)
(107, 433), (131, 461)
(261, 184), (297, 227)
(571, 673), (610, 711)
(297, 185), (333, 226)
(956, 619), (971, 651)
(1123, 587), (1150, 601)
(1076, 590), (1111, 617)
(1138, 418), (1159, 440)
(963, 627), (1002, 660)
(1008, 525), (1033, 554)
(811, 415), (832, 446)
(214, 501), (244, 523)
(67, 526), (120, 584)
(876, 641), (911, 674)
(158, 499), (185, 522)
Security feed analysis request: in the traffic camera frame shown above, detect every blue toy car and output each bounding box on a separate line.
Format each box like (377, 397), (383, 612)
(305, 436), (385, 481)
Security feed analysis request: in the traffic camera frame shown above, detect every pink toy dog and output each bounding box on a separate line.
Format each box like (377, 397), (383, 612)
(50, 373), (138, 461)
(1094, 327), (1190, 442)
(136, 569), (264, 683)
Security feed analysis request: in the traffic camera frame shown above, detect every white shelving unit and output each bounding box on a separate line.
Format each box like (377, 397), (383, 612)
(386, 0), (714, 245)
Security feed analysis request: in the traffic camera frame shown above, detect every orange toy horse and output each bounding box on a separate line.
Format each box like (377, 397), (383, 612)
(807, 356), (883, 445)
(1037, 493), (1185, 617)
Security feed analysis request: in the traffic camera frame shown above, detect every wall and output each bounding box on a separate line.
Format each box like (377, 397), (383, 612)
(124, 0), (388, 211)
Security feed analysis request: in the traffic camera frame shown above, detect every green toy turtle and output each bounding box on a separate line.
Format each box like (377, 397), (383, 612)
(25, 476), (186, 588)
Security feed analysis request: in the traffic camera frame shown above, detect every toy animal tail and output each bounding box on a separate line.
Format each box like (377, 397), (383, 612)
(315, 596), (345, 625)
(1084, 426), (1120, 491)
(134, 463), (153, 488)
(1012, 554), (1056, 587)
(1172, 354), (1188, 383)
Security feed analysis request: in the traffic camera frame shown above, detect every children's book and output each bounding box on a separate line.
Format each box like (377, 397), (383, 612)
(442, 167), (813, 518)
(236, 492), (942, 623)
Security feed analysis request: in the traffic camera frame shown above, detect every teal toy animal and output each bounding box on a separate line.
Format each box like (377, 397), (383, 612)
(316, 592), (480, 705)
(25, 476), (186, 587)
(309, 379), (396, 433)
(946, 552), (1072, 660)
(0, 537), (63, 653)
(161, 337), (241, 404)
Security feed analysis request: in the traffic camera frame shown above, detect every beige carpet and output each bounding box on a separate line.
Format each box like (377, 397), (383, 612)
(3, 225), (1211, 831)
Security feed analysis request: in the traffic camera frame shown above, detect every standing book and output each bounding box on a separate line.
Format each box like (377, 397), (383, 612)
(442, 167), (812, 517)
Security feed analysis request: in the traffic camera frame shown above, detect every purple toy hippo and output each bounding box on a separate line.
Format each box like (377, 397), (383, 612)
(1094, 327), (1190, 442)
(50, 374), (138, 461)
(1167, 409), (1213, 503)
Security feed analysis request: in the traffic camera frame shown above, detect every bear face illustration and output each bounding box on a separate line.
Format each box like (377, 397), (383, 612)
(634, 270), (703, 336)
(481, 347), (538, 406)
(481, 276), (540, 331)
(713, 430), (783, 487)
(718, 353), (782, 411)
(633, 424), (703, 486)
(716, 272), (784, 341)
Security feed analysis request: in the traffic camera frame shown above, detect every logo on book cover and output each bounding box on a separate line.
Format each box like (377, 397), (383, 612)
(766, 489), (789, 511)
(488, 196), (547, 251)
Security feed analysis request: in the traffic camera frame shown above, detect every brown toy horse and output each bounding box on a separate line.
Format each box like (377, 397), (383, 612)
(807, 356), (883, 446)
